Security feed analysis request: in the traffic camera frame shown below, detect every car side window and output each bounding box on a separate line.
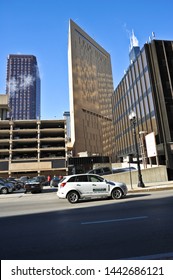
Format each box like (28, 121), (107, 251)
(68, 177), (76, 182)
(103, 167), (111, 172)
(89, 170), (97, 174)
(95, 169), (102, 174)
(75, 175), (88, 182)
(89, 175), (104, 182)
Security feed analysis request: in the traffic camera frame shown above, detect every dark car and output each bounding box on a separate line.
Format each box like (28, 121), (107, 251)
(24, 178), (44, 194)
(18, 176), (30, 183)
(0, 177), (14, 187)
(32, 175), (48, 186)
(112, 167), (136, 174)
(7, 177), (24, 190)
(87, 167), (112, 176)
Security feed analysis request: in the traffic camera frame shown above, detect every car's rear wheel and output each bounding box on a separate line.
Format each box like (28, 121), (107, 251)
(1, 187), (8, 194)
(67, 191), (79, 203)
(111, 188), (123, 199)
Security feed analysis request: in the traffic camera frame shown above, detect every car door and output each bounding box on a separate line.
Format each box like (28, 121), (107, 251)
(88, 174), (109, 197)
(72, 175), (93, 198)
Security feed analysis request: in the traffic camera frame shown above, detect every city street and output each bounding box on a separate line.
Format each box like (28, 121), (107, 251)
(0, 188), (173, 260)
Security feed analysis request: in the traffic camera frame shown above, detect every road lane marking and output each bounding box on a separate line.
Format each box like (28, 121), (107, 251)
(81, 216), (148, 225)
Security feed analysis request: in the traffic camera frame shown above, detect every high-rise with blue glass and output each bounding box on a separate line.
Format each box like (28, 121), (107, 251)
(6, 54), (40, 120)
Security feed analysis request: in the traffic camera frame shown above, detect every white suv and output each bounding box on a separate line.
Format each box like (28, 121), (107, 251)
(57, 174), (128, 203)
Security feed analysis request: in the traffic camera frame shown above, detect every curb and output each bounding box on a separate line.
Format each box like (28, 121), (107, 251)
(128, 185), (173, 193)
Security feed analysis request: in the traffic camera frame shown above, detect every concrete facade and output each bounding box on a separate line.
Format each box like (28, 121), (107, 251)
(104, 165), (168, 188)
(0, 94), (8, 120)
(0, 119), (67, 178)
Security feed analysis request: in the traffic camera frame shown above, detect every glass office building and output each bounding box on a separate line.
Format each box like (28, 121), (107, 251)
(112, 39), (173, 174)
(6, 54), (40, 120)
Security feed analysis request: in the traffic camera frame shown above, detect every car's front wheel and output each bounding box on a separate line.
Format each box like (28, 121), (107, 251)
(67, 191), (79, 203)
(1, 187), (8, 194)
(111, 188), (123, 199)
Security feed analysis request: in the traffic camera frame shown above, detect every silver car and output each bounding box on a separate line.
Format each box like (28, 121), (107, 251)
(0, 182), (13, 194)
(57, 174), (128, 203)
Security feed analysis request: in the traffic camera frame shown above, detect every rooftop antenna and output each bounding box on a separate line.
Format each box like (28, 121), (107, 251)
(152, 31), (155, 39)
(130, 30), (139, 50)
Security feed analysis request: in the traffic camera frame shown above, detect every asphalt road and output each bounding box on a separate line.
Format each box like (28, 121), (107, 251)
(1, 188), (173, 260)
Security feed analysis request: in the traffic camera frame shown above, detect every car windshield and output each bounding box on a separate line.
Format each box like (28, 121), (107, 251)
(33, 177), (41, 181)
(27, 178), (38, 183)
(0, 178), (7, 183)
(19, 177), (29, 181)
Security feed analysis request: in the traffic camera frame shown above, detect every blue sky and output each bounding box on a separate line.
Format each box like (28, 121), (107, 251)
(0, 0), (173, 120)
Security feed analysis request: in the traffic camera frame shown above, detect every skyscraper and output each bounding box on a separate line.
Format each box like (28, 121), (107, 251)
(68, 19), (114, 158)
(63, 111), (71, 141)
(6, 54), (40, 120)
(112, 39), (173, 173)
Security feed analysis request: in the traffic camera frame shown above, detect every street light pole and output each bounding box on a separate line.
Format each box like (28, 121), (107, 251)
(129, 111), (145, 188)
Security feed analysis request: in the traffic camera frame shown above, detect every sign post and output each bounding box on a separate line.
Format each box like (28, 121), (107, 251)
(145, 132), (158, 167)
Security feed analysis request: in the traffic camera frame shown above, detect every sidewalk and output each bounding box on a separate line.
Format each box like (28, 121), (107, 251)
(127, 180), (173, 192)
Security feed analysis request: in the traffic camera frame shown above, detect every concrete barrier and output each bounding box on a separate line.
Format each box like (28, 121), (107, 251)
(104, 165), (168, 188)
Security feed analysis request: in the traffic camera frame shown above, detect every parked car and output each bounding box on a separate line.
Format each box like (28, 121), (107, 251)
(18, 176), (30, 183)
(87, 166), (112, 176)
(0, 177), (14, 187)
(7, 177), (24, 190)
(112, 167), (136, 174)
(50, 176), (60, 187)
(24, 178), (44, 194)
(57, 173), (128, 203)
(0, 180), (13, 194)
(32, 175), (48, 186)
